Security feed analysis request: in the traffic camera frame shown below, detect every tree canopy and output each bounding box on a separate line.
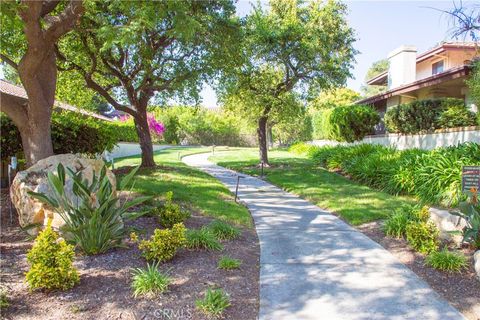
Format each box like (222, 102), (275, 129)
(360, 59), (389, 97)
(309, 87), (360, 110)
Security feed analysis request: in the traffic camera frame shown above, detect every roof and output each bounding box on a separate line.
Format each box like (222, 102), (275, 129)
(366, 42), (477, 85)
(0, 79), (113, 122)
(357, 65), (471, 105)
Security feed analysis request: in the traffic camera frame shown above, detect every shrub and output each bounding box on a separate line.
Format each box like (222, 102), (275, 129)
(288, 142), (317, 156)
(29, 164), (151, 255)
(25, 220), (79, 291)
(384, 205), (430, 238)
(0, 289), (9, 310)
(153, 191), (191, 228)
(207, 220), (241, 241)
(425, 248), (468, 272)
(405, 221), (439, 254)
(218, 256), (242, 270)
(384, 98), (473, 134)
(131, 262), (171, 298)
(186, 228), (223, 251)
(329, 105), (380, 142)
(311, 108), (335, 140)
(196, 288), (231, 318)
(138, 223), (187, 262)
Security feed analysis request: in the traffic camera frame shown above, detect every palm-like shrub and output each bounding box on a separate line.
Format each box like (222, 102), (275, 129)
(29, 164), (151, 255)
(451, 189), (480, 248)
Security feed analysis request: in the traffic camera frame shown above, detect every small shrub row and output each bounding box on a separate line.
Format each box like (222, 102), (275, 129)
(384, 98), (477, 134)
(291, 142), (480, 207)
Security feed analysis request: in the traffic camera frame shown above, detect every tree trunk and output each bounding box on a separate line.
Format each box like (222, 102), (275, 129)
(133, 112), (156, 168)
(20, 112), (54, 167)
(257, 116), (269, 165)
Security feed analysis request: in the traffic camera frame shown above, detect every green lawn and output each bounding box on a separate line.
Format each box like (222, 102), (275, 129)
(210, 148), (415, 225)
(114, 147), (252, 227)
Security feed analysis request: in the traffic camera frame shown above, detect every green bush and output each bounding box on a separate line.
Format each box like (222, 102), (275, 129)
(384, 98), (474, 134)
(138, 223), (187, 262)
(207, 220), (241, 241)
(218, 256), (242, 270)
(383, 205), (430, 238)
(405, 221), (439, 254)
(329, 105), (380, 142)
(25, 220), (80, 291)
(29, 164), (150, 255)
(0, 111), (122, 160)
(0, 289), (8, 310)
(186, 228), (223, 251)
(131, 262), (171, 297)
(153, 191), (191, 228)
(311, 108), (335, 140)
(196, 288), (231, 318)
(425, 248), (468, 272)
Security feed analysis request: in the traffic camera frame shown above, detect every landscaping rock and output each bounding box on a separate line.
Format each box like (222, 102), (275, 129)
(475, 251), (480, 282)
(10, 154), (116, 234)
(428, 207), (466, 246)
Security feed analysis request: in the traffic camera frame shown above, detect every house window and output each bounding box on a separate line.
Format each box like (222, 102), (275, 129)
(432, 60), (444, 75)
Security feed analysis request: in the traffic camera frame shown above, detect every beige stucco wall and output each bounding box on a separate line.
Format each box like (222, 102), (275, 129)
(416, 49), (477, 80)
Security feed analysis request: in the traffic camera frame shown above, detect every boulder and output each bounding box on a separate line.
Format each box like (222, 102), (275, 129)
(474, 251), (480, 281)
(428, 207), (467, 246)
(10, 154), (116, 234)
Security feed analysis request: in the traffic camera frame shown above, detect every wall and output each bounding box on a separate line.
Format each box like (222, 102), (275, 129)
(104, 142), (170, 159)
(310, 127), (480, 151)
(416, 49), (477, 81)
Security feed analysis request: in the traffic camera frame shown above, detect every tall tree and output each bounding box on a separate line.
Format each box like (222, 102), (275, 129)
(57, 0), (240, 167)
(360, 59), (389, 98)
(309, 87), (360, 110)
(220, 0), (356, 165)
(0, 0), (84, 166)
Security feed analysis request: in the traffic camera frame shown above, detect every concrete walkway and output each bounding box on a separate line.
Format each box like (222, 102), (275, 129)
(182, 152), (465, 320)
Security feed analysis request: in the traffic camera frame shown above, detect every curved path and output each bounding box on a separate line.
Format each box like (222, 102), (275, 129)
(183, 152), (465, 320)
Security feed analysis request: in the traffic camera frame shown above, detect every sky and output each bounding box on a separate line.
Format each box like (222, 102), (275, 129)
(200, 0), (471, 108)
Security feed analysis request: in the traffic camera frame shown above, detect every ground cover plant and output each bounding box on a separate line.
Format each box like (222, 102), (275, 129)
(425, 248), (468, 272)
(186, 228), (223, 251)
(290, 142), (480, 208)
(131, 262), (172, 298)
(218, 256), (242, 270)
(196, 288), (231, 318)
(208, 220), (241, 241)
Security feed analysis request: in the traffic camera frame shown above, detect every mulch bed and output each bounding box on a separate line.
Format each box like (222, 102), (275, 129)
(0, 189), (260, 320)
(357, 221), (480, 320)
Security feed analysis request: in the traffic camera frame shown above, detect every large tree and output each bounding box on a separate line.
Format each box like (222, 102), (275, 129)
(0, 0), (84, 166)
(360, 59), (389, 98)
(57, 0), (240, 167)
(220, 0), (357, 165)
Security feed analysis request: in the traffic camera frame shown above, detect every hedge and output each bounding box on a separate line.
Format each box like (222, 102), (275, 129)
(311, 105), (380, 142)
(1, 111), (120, 160)
(290, 142), (480, 208)
(384, 98), (477, 134)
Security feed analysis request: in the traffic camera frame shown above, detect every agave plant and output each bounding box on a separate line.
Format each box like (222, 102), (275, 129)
(451, 189), (480, 249)
(29, 164), (151, 255)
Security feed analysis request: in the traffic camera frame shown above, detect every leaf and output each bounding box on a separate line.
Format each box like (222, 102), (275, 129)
(119, 165), (141, 190)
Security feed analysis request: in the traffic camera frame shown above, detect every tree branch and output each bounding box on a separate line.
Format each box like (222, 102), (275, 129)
(45, 0), (84, 42)
(0, 93), (28, 128)
(0, 54), (19, 70)
(41, 0), (61, 17)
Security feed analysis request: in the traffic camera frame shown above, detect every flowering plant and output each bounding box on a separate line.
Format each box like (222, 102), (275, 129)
(119, 113), (165, 136)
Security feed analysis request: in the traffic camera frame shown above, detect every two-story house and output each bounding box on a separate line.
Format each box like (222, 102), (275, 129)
(357, 42), (478, 132)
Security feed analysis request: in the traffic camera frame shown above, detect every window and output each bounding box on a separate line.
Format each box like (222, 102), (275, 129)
(432, 60), (444, 75)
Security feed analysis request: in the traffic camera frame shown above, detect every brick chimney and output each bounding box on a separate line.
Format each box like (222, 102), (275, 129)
(387, 45), (417, 89)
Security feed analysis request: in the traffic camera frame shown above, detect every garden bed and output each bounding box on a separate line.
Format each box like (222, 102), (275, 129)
(357, 221), (480, 320)
(0, 189), (260, 320)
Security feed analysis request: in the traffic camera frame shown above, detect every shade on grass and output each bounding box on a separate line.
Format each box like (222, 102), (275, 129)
(211, 149), (414, 225)
(114, 147), (252, 227)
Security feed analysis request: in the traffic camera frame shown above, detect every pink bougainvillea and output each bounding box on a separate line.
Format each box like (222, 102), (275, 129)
(118, 113), (165, 136)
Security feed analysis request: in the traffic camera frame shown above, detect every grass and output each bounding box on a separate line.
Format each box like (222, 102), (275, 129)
(114, 147), (252, 227)
(186, 228), (223, 251)
(210, 148), (415, 225)
(218, 256), (242, 270)
(131, 262), (171, 298)
(196, 288), (231, 318)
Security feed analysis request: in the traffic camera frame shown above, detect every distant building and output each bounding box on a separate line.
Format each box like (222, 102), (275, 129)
(358, 42), (478, 132)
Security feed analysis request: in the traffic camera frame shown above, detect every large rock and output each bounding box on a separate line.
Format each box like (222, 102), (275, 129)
(428, 207), (467, 246)
(10, 154), (116, 234)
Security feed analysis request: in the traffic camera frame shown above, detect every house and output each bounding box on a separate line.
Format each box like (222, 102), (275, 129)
(0, 79), (113, 122)
(357, 42), (478, 132)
